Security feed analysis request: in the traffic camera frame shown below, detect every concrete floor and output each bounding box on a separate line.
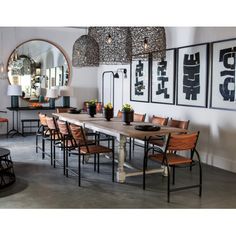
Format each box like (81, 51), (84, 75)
(0, 134), (236, 208)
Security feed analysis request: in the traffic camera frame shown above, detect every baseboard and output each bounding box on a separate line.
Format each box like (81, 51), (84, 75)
(200, 151), (236, 173)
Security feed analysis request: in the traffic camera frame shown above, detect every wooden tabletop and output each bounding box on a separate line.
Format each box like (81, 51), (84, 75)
(54, 113), (188, 140)
(52, 113), (105, 124)
(87, 120), (187, 139)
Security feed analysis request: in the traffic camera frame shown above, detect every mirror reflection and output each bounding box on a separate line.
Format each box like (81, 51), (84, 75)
(7, 39), (70, 102)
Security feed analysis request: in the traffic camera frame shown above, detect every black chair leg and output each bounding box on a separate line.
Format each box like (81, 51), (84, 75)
(143, 158), (148, 190)
(66, 139), (69, 177)
(199, 162), (202, 197)
(78, 153), (81, 186)
(42, 137), (45, 159)
(63, 140), (66, 175)
(143, 159), (148, 190)
(36, 135), (38, 153)
(50, 135), (53, 166)
(53, 138), (56, 168)
(94, 154), (96, 172)
(97, 154), (100, 173)
(172, 166), (175, 185)
(112, 139), (115, 182)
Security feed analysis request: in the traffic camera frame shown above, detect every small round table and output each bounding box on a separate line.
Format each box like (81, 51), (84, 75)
(0, 148), (16, 189)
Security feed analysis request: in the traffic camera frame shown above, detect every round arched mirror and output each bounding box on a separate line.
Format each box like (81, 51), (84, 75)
(7, 39), (70, 103)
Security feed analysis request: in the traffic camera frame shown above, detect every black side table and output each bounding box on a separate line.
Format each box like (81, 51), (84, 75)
(0, 148), (16, 189)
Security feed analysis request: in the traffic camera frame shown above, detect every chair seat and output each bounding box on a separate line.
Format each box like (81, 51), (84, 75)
(149, 153), (192, 165)
(0, 118), (8, 122)
(80, 145), (112, 154)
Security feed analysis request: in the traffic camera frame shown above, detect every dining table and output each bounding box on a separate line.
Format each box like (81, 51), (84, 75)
(53, 113), (188, 183)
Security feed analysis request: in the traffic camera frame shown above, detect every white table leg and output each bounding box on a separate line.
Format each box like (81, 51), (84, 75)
(162, 166), (169, 176)
(116, 134), (127, 183)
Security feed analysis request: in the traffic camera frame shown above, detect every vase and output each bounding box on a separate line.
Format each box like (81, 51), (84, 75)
(104, 108), (113, 121)
(88, 105), (96, 117)
(122, 110), (134, 125)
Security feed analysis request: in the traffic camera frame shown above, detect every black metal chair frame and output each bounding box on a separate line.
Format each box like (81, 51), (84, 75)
(56, 121), (103, 177)
(68, 125), (115, 186)
(35, 123), (51, 160)
(143, 132), (202, 202)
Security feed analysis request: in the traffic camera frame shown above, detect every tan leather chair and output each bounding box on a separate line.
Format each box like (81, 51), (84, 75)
(134, 113), (146, 122)
(169, 118), (190, 129)
(151, 115), (168, 126)
(69, 124), (115, 186)
(144, 131), (202, 202)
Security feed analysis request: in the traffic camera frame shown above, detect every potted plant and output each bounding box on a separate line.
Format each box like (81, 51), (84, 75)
(122, 103), (134, 125)
(104, 102), (113, 121)
(88, 99), (97, 117)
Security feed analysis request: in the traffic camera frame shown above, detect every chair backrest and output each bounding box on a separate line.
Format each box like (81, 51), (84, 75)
(56, 108), (70, 113)
(134, 113), (146, 122)
(166, 132), (199, 151)
(70, 124), (89, 152)
(69, 124), (87, 144)
(46, 117), (57, 130)
(38, 113), (48, 126)
(57, 120), (70, 136)
(117, 110), (122, 118)
(169, 118), (190, 130)
(151, 115), (168, 126)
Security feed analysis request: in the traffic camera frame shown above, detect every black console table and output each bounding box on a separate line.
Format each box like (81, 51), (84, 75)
(0, 148), (15, 189)
(6, 106), (67, 137)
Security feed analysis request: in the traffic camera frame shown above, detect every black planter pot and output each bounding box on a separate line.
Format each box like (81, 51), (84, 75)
(104, 108), (113, 121)
(122, 110), (134, 125)
(88, 105), (96, 117)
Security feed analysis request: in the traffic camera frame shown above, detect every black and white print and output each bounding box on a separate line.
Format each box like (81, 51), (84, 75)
(151, 49), (175, 104)
(211, 39), (236, 110)
(177, 44), (208, 107)
(130, 55), (149, 102)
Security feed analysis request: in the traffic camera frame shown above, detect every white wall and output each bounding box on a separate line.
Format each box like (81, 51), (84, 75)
(0, 27), (98, 131)
(97, 27), (236, 173)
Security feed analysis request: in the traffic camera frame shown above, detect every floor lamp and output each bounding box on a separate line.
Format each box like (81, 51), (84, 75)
(7, 85), (23, 137)
(114, 68), (127, 107)
(101, 71), (115, 107)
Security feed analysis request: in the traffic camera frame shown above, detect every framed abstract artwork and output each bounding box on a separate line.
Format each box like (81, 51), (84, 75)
(56, 66), (63, 86)
(50, 67), (56, 87)
(176, 43), (209, 107)
(211, 38), (236, 111)
(130, 54), (150, 102)
(151, 49), (176, 104)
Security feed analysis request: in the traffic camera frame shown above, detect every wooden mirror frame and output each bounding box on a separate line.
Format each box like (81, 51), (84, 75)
(7, 38), (71, 103)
